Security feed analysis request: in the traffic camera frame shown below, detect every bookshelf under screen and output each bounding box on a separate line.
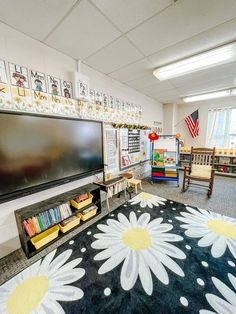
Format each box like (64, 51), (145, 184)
(15, 183), (101, 258)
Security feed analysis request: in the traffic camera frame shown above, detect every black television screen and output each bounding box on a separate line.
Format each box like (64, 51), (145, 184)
(0, 112), (103, 202)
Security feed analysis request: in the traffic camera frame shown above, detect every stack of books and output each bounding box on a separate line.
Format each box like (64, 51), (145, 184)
(23, 203), (72, 237)
(165, 168), (177, 177)
(152, 167), (165, 177)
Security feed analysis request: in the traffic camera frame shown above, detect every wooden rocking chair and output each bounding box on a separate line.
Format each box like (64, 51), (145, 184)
(182, 147), (216, 197)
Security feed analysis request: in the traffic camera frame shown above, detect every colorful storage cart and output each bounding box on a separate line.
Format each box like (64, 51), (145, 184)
(151, 135), (180, 186)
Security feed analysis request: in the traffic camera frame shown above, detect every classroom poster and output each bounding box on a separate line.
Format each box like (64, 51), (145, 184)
(109, 95), (114, 108)
(47, 75), (61, 96)
(30, 70), (47, 93)
(105, 129), (118, 172)
(0, 60), (12, 109)
(0, 83), (12, 109)
(103, 93), (109, 107)
(9, 63), (29, 88)
(95, 90), (102, 105)
(61, 80), (73, 99)
(90, 89), (95, 104)
(0, 60), (7, 84)
(9, 63), (32, 110)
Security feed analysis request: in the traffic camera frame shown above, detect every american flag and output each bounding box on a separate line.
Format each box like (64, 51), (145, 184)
(185, 110), (199, 138)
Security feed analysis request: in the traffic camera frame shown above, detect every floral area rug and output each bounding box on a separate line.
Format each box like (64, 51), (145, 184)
(0, 192), (236, 314)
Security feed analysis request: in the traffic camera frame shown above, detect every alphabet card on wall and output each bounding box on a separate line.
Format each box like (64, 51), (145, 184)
(30, 70), (48, 113)
(61, 80), (73, 99)
(0, 60), (11, 109)
(47, 75), (64, 114)
(9, 62), (32, 111)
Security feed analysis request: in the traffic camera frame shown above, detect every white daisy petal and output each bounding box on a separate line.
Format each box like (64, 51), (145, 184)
(118, 213), (131, 227)
(51, 268), (85, 285)
(205, 293), (235, 314)
(98, 248), (128, 274)
(211, 237), (227, 258)
(120, 250), (139, 291)
(147, 218), (163, 230)
(154, 250), (185, 277)
(49, 286), (84, 301)
(185, 229), (209, 238)
(198, 233), (218, 247)
(138, 254), (153, 295)
(41, 299), (65, 314)
(40, 249), (57, 272)
(153, 233), (183, 242)
(227, 239), (236, 259)
(212, 277), (236, 306)
(48, 250), (72, 274)
(228, 274), (236, 291)
(129, 211), (138, 226)
(142, 249), (169, 285)
(107, 219), (125, 232)
(97, 224), (120, 234)
(94, 243), (124, 261)
(153, 242), (186, 259)
(91, 238), (121, 249)
(93, 233), (120, 240)
(137, 213), (151, 227)
(53, 258), (82, 276)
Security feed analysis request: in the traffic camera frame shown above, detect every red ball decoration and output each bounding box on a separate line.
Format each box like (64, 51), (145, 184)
(148, 132), (159, 141)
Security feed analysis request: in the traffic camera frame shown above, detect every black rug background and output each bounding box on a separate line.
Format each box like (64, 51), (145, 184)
(53, 198), (235, 314)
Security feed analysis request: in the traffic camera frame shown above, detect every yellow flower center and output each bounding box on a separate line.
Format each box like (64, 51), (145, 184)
(139, 192), (152, 200)
(122, 227), (151, 250)
(207, 220), (236, 238)
(7, 276), (49, 314)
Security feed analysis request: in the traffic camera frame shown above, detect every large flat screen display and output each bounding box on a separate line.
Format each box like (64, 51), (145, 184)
(0, 112), (103, 202)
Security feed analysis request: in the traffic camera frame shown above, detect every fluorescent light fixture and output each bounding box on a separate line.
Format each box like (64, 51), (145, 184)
(183, 88), (236, 103)
(153, 42), (236, 81)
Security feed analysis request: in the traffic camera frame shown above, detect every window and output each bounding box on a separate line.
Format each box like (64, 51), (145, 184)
(206, 107), (236, 148)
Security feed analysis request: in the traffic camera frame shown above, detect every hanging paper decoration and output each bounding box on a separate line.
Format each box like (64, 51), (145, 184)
(148, 132), (159, 141)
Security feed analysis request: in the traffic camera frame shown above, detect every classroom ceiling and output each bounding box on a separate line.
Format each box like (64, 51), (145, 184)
(1, 0), (236, 104)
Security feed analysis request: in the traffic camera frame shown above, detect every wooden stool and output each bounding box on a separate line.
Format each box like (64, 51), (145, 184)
(128, 178), (142, 194)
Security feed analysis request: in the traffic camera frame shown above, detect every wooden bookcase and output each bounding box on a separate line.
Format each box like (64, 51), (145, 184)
(15, 183), (101, 258)
(180, 152), (236, 177)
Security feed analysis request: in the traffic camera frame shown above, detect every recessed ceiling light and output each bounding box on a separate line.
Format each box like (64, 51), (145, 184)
(183, 88), (236, 103)
(153, 42), (236, 81)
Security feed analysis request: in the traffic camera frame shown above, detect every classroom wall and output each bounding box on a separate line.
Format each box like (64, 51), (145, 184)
(171, 98), (236, 147)
(0, 22), (163, 258)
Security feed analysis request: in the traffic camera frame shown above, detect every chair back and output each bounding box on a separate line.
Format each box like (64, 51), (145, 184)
(189, 147), (215, 167)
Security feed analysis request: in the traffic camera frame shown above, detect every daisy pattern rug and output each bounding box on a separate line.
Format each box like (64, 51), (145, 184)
(0, 192), (236, 314)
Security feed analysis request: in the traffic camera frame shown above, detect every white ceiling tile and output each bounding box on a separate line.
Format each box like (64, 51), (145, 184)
(127, 0), (236, 56)
(83, 37), (143, 74)
(0, 0), (77, 40)
(109, 58), (153, 82)
(149, 18), (236, 68)
(126, 73), (158, 90)
(177, 77), (236, 96)
(139, 80), (176, 94)
(46, 0), (121, 60)
(90, 0), (173, 32)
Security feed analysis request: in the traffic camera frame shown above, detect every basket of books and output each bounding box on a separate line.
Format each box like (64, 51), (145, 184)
(79, 204), (97, 221)
(59, 215), (81, 233)
(31, 225), (59, 250)
(70, 192), (93, 210)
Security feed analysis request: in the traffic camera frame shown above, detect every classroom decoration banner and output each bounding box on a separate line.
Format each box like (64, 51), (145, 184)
(0, 58), (143, 124)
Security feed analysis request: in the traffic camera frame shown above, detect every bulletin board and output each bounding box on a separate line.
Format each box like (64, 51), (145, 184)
(104, 129), (119, 175)
(119, 128), (150, 170)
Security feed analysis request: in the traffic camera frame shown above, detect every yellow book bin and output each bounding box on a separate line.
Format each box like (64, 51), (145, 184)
(31, 225), (59, 250)
(59, 216), (81, 233)
(70, 193), (93, 210)
(79, 205), (97, 221)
